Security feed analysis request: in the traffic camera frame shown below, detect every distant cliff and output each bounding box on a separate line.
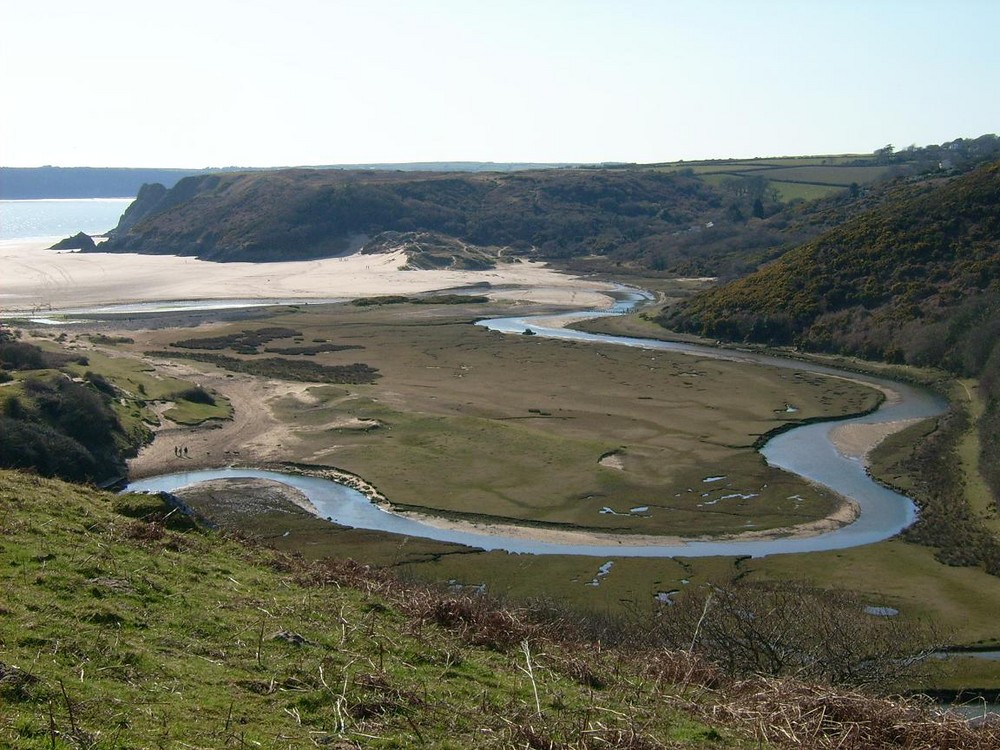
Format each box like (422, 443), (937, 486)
(0, 167), (208, 199)
(98, 167), (728, 263)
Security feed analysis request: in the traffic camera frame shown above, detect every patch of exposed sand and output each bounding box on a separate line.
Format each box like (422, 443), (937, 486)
(828, 419), (922, 462)
(598, 453), (625, 470)
(127, 357), (317, 480)
(390, 495), (860, 547)
(823, 378), (920, 463)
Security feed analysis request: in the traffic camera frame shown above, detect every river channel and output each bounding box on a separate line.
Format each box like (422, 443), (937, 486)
(127, 289), (947, 558)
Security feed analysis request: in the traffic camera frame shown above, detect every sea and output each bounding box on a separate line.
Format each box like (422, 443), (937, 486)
(0, 198), (133, 241)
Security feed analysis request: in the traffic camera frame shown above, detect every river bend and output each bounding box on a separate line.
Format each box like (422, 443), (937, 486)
(127, 293), (946, 558)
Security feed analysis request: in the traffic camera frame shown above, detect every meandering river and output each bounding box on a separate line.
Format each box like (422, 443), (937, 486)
(127, 289), (947, 558)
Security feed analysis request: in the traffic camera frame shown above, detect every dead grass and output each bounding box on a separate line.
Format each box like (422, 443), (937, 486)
(708, 677), (1000, 749)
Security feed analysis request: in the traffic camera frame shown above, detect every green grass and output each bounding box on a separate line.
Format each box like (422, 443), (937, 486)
(48, 335), (234, 427)
(162, 396), (233, 425)
(954, 380), (1000, 532)
(25, 301), (1000, 696)
(243, 302), (878, 536)
(0, 469), (755, 749)
(747, 165), (892, 185)
(4, 470), (997, 748)
(770, 180), (846, 202)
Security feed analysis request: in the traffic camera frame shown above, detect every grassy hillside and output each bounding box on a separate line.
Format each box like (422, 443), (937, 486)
(0, 326), (233, 486)
(663, 161), (1000, 360)
(662, 159), (1000, 521)
(2, 469), (998, 749)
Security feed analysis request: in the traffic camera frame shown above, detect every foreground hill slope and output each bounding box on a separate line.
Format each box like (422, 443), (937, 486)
(3, 469), (997, 749)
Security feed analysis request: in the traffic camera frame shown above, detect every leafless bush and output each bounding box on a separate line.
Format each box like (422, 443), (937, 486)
(648, 580), (942, 690)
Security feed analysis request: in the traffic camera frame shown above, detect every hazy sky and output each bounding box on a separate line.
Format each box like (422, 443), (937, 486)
(2, 0), (998, 168)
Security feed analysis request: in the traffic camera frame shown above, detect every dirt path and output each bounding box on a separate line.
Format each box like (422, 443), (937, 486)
(127, 357), (311, 479)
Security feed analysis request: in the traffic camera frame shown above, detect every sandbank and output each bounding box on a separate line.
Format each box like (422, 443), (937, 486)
(392, 495), (861, 547)
(828, 418), (923, 462)
(0, 238), (617, 314)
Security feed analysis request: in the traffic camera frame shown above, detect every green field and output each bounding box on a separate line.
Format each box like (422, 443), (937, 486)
(128, 300), (880, 537)
(650, 155), (898, 204)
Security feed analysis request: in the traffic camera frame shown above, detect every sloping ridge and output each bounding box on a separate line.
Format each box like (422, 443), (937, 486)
(665, 159), (1000, 370)
(97, 167), (725, 263)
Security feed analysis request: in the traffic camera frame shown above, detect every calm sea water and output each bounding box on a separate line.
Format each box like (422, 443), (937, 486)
(0, 198), (133, 240)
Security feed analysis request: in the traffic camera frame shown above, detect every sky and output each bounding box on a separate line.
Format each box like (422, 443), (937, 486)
(2, 0), (998, 168)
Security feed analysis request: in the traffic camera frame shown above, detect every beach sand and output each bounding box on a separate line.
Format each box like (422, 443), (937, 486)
(0, 238), (617, 314)
(391, 495), (860, 547)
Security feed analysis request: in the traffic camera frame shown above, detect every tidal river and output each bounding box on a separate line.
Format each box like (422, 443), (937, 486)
(128, 289), (947, 558)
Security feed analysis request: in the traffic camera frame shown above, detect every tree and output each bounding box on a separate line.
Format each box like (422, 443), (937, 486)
(875, 144), (895, 164)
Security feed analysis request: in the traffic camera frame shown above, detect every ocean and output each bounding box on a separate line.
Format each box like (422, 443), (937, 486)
(0, 198), (133, 241)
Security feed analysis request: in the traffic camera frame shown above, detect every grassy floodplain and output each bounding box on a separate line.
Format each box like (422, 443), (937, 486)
(122, 297), (877, 537)
(20, 288), (1000, 693)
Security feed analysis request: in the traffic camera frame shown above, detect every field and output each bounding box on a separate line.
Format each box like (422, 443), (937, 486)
(25, 289), (1000, 692)
(651, 155), (899, 202)
(102, 297), (883, 537)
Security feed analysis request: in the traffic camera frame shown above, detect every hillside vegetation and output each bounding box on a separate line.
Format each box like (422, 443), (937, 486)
(663, 159), (1000, 512)
(0, 325), (232, 486)
(98, 168), (732, 264)
(2, 469), (998, 749)
(0, 329), (135, 484)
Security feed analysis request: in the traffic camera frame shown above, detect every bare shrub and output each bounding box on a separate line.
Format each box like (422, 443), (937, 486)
(649, 580), (941, 690)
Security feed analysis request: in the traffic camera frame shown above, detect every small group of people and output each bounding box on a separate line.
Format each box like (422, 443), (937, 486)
(173, 446), (189, 458)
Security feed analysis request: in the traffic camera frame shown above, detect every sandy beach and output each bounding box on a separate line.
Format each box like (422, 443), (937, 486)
(0, 238), (617, 314)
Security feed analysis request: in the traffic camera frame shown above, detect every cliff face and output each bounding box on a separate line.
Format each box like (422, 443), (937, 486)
(96, 167), (727, 263)
(111, 182), (169, 233)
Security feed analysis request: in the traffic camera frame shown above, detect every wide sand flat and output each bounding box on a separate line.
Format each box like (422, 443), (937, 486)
(0, 238), (616, 313)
